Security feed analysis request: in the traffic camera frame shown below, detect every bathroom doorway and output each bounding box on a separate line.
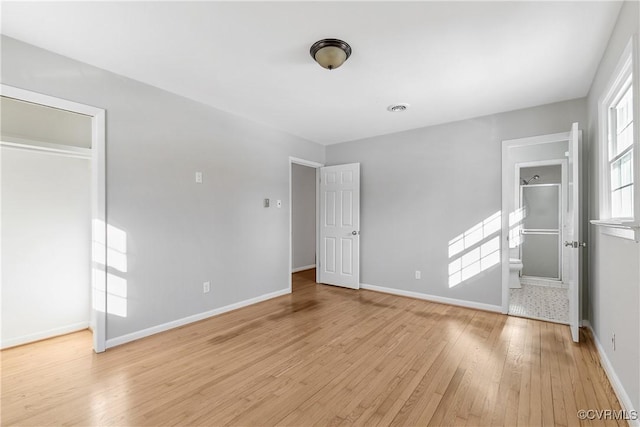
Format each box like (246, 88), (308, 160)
(501, 123), (583, 341)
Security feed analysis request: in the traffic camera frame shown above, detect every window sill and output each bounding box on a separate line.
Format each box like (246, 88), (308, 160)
(590, 219), (639, 241)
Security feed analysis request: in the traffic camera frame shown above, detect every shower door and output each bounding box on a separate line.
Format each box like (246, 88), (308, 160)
(520, 184), (562, 280)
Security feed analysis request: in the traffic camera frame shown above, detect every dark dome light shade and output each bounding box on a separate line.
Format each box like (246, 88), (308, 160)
(310, 39), (352, 70)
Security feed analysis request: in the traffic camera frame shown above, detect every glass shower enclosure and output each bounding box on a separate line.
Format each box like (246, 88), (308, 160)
(519, 184), (562, 280)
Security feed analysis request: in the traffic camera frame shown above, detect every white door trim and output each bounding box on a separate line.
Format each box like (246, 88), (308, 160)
(289, 157), (324, 292)
(501, 131), (570, 314)
(1, 84), (107, 353)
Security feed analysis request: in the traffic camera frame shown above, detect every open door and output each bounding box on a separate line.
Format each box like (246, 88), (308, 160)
(565, 122), (584, 342)
(319, 163), (360, 289)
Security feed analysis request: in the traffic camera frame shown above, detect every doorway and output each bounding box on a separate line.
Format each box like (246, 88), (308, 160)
(289, 158), (362, 292)
(0, 85), (106, 352)
(289, 157), (323, 292)
(501, 123), (583, 341)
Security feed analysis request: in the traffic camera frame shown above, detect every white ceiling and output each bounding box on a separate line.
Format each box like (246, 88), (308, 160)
(1, 1), (623, 145)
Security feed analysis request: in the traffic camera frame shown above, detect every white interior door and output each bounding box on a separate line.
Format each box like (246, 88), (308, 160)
(319, 163), (360, 289)
(565, 122), (583, 342)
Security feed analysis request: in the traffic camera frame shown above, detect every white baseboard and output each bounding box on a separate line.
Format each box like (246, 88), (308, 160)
(1, 321), (89, 349)
(360, 283), (502, 313)
(105, 288), (290, 349)
(292, 264), (316, 273)
(583, 320), (639, 426)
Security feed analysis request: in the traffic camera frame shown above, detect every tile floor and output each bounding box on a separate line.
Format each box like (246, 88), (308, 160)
(509, 283), (569, 324)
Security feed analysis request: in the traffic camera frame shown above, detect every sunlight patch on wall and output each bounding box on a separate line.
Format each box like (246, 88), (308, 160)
(92, 268), (106, 313)
(508, 207), (526, 248)
(106, 273), (127, 317)
(92, 220), (128, 317)
(448, 212), (501, 287)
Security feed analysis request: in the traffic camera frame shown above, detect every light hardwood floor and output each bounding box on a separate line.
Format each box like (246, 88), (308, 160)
(2, 269), (624, 426)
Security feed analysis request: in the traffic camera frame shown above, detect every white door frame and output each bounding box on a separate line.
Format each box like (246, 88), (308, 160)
(1, 84), (107, 353)
(289, 156), (324, 292)
(501, 131), (571, 314)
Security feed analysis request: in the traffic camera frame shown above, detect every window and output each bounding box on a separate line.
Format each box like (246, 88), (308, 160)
(598, 38), (638, 224)
(608, 77), (633, 218)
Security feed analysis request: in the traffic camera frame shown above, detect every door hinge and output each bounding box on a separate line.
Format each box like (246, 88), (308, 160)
(564, 241), (587, 248)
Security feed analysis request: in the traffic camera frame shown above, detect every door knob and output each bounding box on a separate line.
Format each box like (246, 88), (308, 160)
(352, 231), (359, 235)
(564, 241), (574, 247)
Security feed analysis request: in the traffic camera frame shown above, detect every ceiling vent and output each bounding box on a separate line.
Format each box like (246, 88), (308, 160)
(387, 103), (409, 112)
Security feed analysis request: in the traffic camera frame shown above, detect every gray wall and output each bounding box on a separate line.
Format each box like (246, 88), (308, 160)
(1, 36), (324, 341)
(585, 0), (639, 412)
(291, 163), (316, 271)
(326, 98), (586, 307)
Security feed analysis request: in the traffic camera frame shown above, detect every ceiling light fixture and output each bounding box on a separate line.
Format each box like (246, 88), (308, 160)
(310, 39), (352, 70)
(387, 103), (410, 112)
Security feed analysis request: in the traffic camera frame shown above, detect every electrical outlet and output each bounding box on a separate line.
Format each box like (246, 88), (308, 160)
(203, 281), (210, 293)
(195, 172), (203, 184)
(415, 270), (421, 279)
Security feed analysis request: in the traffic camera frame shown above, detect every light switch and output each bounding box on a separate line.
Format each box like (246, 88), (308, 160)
(264, 198), (270, 208)
(195, 172), (203, 183)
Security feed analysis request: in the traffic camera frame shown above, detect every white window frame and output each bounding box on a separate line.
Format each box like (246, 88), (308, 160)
(593, 36), (640, 239)
(608, 77), (633, 218)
